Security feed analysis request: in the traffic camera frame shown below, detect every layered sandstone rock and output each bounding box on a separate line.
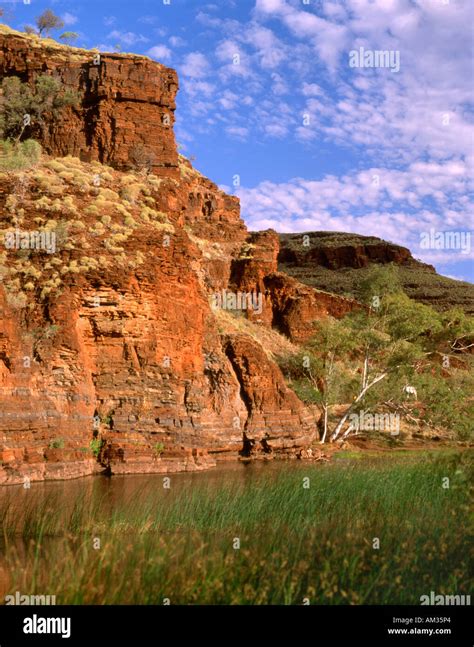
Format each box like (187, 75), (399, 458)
(0, 25), (179, 176)
(262, 273), (361, 344)
(155, 159), (248, 292)
(0, 31), (373, 485)
(230, 231), (360, 342)
(278, 232), (431, 270)
(223, 335), (316, 455)
(277, 231), (474, 313)
(0, 156), (319, 484)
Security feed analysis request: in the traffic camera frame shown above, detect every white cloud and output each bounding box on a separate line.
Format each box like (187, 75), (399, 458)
(264, 123), (288, 137)
(237, 160), (474, 265)
(226, 126), (249, 139)
(138, 16), (157, 25)
(301, 83), (324, 97)
(271, 73), (288, 95)
(94, 44), (116, 53)
(218, 90), (240, 110)
(275, 7), (349, 71)
(169, 36), (187, 47)
(243, 25), (287, 69)
(147, 45), (172, 61)
(215, 40), (255, 80)
(165, 0), (472, 281)
(195, 13), (218, 27)
(182, 79), (215, 98)
(248, 0), (474, 162)
(62, 13), (78, 26)
(107, 31), (149, 46)
(254, 0), (288, 15)
(180, 52), (210, 79)
(322, 1), (348, 21)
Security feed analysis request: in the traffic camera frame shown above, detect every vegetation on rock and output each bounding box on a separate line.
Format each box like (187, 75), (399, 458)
(280, 267), (473, 443)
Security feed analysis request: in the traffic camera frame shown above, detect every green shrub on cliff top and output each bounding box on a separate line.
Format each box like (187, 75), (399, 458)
(0, 74), (78, 143)
(0, 139), (41, 171)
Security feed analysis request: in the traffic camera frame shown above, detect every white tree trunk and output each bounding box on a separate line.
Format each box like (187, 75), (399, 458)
(362, 349), (369, 390)
(330, 372), (388, 442)
(341, 423), (355, 440)
(320, 404), (329, 444)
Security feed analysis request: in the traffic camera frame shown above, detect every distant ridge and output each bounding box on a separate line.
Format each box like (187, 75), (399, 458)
(278, 232), (474, 313)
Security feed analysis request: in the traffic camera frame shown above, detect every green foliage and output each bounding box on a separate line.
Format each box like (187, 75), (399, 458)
(0, 75), (78, 143)
(89, 439), (102, 458)
(0, 139), (41, 171)
(358, 263), (402, 306)
(48, 438), (65, 449)
(414, 371), (474, 440)
(283, 317), (358, 409)
(154, 442), (165, 455)
(278, 236), (474, 313)
(35, 10), (64, 37)
(437, 307), (474, 349)
(281, 288), (474, 441)
(59, 32), (78, 45)
(383, 292), (443, 342)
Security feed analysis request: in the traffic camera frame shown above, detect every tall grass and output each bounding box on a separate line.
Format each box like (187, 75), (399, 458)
(0, 451), (472, 604)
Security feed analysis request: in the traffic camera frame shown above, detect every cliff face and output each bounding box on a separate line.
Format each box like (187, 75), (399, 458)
(278, 232), (426, 270)
(0, 32), (393, 485)
(229, 230), (359, 342)
(0, 152), (323, 484)
(0, 26), (179, 176)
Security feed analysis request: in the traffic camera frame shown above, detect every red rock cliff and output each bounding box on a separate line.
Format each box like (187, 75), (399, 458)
(0, 26), (179, 176)
(0, 157), (319, 484)
(1, 31), (364, 485)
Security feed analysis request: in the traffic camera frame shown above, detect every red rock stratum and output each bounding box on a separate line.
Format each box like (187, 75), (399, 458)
(0, 25), (179, 176)
(0, 25), (333, 482)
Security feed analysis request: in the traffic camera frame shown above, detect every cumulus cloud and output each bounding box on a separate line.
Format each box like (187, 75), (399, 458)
(147, 45), (172, 61)
(180, 52), (211, 78)
(107, 31), (149, 46)
(138, 16), (158, 25)
(249, 0), (474, 162)
(242, 25), (287, 69)
(226, 125), (249, 139)
(237, 160), (474, 266)
(254, 0), (288, 15)
(168, 0), (472, 278)
(215, 39), (254, 79)
(169, 36), (187, 47)
(62, 13), (78, 26)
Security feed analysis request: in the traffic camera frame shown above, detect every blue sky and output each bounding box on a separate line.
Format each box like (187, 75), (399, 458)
(2, 0), (473, 281)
